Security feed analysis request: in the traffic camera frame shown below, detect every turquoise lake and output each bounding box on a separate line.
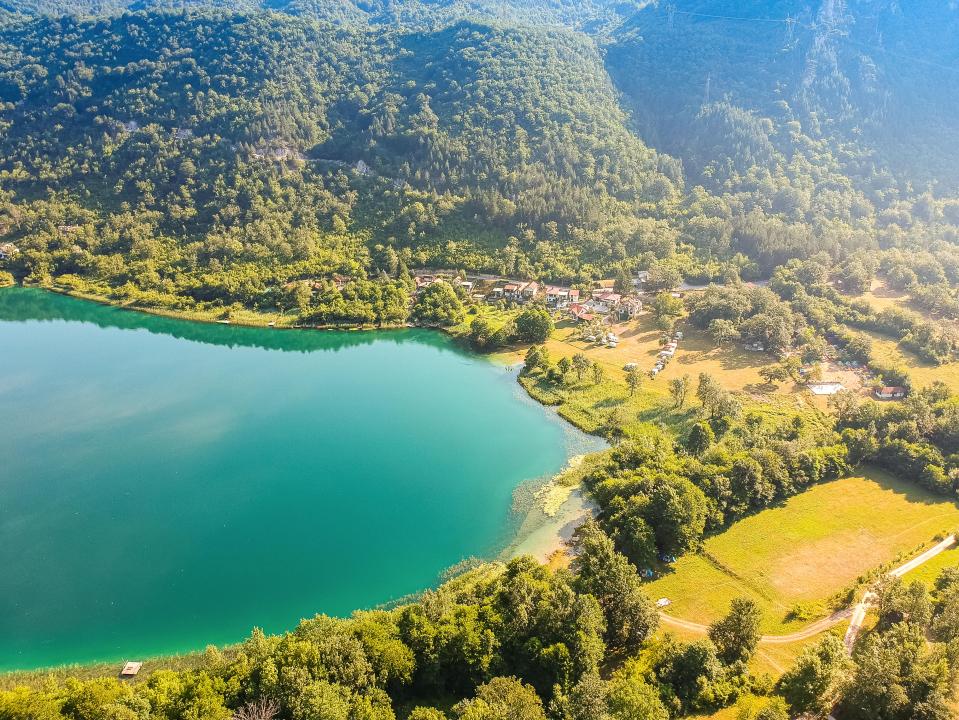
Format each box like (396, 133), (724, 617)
(0, 288), (603, 670)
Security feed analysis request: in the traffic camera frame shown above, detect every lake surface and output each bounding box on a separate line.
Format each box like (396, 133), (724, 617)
(0, 288), (603, 670)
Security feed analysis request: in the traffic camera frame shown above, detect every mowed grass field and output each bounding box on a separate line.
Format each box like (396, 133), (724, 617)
(648, 468), (959, 634)
(860, 278), (914, 313)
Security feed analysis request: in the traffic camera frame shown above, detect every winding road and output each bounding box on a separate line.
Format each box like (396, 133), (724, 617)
(659, 535), (957, 652)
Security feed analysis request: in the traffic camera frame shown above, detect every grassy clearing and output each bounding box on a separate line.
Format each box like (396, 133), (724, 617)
(861, 330), (959, 394)
(495, 311), (789, 395)
(648, 468), (959, 634)
(489, 311), (821, 440)
(860, 279), (914, 313)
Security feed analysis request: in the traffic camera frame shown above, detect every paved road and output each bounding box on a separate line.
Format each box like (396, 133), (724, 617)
(659, 535), (957, 651)
(842, 534), (957, 651)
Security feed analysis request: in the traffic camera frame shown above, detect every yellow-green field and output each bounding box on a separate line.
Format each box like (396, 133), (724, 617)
(648, 469), (959, 634)
(860, 279), (913, 313)
(862, 330), (959, 394)
(495, 312), (790, 396)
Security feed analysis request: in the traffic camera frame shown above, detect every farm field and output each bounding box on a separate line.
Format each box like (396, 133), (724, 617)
(647, 469), (959, 635)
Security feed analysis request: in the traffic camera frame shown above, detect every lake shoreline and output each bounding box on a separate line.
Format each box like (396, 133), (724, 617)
(0, 286), (608, 676)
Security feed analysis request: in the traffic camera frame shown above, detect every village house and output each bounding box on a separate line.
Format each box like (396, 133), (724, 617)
(0, 242), (18, 260)
(173, 127), (194, 140)
(618, 297), (643, 320)
(502, 281), (522, 299)
(500, 281), (540, 302)
(568, 304), (598, 323)
(875, 386), (908, 400)
(414, 275), (437, 292)
(543, 285), (580, 308)
(585, 289), (621, 314)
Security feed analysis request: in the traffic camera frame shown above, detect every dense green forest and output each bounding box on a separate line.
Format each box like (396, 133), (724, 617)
(0, 10), (691, 320)
(4, 3), (959, 321)
(5, 1), (959, 718)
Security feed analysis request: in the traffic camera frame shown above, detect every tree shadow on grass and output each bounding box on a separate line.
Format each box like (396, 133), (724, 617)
(743, 382), (778, 395)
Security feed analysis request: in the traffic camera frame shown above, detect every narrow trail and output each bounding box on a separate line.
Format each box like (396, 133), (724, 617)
(659, 535), (957, 650)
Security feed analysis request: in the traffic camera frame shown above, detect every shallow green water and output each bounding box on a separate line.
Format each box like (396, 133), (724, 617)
(0, 288), (602, 670)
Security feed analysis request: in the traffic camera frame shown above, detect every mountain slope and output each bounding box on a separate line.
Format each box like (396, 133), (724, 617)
(0, 10), (681, 313)
(0, 0), (648, 30)
(606, 0), (959, 190)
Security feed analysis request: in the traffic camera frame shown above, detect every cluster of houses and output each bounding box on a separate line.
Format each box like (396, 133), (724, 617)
(413, 271), (587, 310)
(0, 242), (18, 261)
(569, 285), (644, 324)
(411, 271), (652, 331)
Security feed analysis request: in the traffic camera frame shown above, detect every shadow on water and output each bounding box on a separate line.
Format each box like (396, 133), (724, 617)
(0, 288), (459, 356)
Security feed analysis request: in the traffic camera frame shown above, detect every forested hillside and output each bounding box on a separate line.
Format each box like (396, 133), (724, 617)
(0, 0), (646, 30)
(2, 0), (959, 322)
(0, 11), (686, 318)
(609, 0), (959, 190)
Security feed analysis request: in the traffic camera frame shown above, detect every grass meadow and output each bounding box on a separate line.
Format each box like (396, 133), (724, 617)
(647, 468), (959, 635)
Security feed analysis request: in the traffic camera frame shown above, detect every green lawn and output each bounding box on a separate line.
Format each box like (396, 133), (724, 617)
(648, 468), (959, 633)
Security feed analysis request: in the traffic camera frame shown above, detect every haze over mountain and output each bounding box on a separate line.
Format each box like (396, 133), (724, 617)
(609, 1), (959, 191)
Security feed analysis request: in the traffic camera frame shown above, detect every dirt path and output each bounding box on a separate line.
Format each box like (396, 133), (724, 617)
(659, 535), (957, 650)
(659, 606), (853, 644)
